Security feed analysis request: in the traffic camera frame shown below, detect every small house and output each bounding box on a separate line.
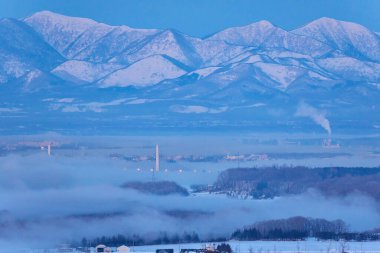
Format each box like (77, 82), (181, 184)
(96, 244), (107, 253)
(117, 245), (130, 252)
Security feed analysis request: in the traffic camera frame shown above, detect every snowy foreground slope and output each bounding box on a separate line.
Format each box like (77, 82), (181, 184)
(0, 11), (380, 134)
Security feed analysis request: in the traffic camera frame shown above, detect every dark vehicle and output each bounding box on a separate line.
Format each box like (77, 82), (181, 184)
(180, 250), (205, 253)
(156, 249), (174, 253)
(180, 249), (219, 253)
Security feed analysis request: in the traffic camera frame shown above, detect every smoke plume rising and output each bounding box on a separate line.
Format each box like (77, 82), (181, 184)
(296, 102), (332, 135)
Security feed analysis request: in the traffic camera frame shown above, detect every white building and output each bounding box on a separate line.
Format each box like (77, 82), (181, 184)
(117, 245), (130, 252)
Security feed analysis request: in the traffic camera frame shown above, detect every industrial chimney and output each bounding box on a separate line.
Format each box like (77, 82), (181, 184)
(155, 144), (159, 172)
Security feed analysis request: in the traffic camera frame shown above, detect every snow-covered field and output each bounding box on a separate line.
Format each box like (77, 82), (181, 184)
(134, 240), (380, 253)
(17, 240), (380, 253)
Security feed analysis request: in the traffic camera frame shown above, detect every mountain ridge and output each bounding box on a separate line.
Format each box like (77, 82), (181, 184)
(0, 11), (379, 134)
(11, 11), (380, 88)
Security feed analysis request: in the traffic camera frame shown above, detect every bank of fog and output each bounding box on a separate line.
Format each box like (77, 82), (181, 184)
(0, 154), (379, 248)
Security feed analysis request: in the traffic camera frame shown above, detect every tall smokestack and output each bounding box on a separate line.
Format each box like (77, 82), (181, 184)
(155, 144), (159, 172)
(47, 143), (51, 156)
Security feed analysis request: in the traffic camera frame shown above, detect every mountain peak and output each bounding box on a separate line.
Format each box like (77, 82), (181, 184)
(24, 11), (111, 54)
(247, 20), (275, 28)
(25, 10), (101, 27)
(206, 20), (277, 46)
(157, 28), (195, 42)
(0, 17), (21, 26)
(24, 10), (107, 36)
(99, 54), (187, 87)
(310, 17), (340, 25)
(293, 17), (380, 62)
(296, 17), (370, 34)
(159, 28), (180, 37)
(27, 10), (60, 17)
(213, 20), (276, 34)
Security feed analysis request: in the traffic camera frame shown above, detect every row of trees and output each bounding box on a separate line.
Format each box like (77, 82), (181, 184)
(231, 216), (347, 240)
(317, 232), (380, 241)
(251, 216), (347, 235)
(121, 181), (189, 196)
(232, 228), (308, 240)
(214, 166), (380, 200)
(232, 228), (380, 242)
(231, 217), (380, 242)
(76, 232), (227, 248)
(73, 217), (380, 248)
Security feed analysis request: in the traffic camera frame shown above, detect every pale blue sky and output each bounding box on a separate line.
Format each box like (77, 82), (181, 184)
(1, 0), (380, 37)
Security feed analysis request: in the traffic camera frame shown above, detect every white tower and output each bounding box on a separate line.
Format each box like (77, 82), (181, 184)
(155, 144), (159, 172)
(47, 143), (51, 156)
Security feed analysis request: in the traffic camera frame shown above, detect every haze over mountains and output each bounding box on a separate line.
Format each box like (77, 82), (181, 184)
(1, 11), (380, 134)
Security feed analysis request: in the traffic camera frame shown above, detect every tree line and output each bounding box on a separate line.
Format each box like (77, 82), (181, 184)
(76, 232), (227, 248)
(72, 216), (380, 248)
(231, 217), (380, 241)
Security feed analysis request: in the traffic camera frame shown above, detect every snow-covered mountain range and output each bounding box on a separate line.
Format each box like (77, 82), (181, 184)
(0, 11), (379, 134)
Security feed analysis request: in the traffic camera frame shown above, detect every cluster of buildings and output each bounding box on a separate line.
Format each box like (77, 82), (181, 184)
(53, 244), (130, 253)
(94, 244), (129, 253)
(92, 246), (218, 253)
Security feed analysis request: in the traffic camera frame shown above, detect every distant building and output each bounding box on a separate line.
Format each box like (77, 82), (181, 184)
(57, 244), (73, 253)
(117, 245), (130, 252)
(206, 243), (216, 251)
(322, 138), (340, 149)
(96, 244), (107, 253)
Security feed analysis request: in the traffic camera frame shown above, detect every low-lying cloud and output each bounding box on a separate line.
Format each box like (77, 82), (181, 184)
(0, 153), (380, 250)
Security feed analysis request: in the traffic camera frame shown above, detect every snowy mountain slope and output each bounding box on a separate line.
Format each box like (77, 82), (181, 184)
(22, 12), (251, 68)
(109, 29), (202, 67)
(71, 25), (159, 63)
(147, 61), (298, 99)
(23, 11), (112, 56)
(0, 18), (63, 84)
(227, 61), (329, 90)
(262, 28), (332, 57)
(61, 23), (115, 59)
(169, 51), (333, 91)
(293, 17), (380, 62)
(99, 54), (187, 87)
(259, 49), (336, 80)
(224, 49), (332, 79)
(253, 62), (306, 89)
(187, 67), (222, 80)
(206, 21), (332, 57)
(24, 11), (162, 63)
(15, 11), (380, 88)
(0, 11), (380, 134)
(51, 60), (123, 83)
(206, 21), (279, 47)
(12, 69), (65, 92)
(317, 57), (380, 82)
(190, 39), (249, 67)
(143, 63), (290, 105)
